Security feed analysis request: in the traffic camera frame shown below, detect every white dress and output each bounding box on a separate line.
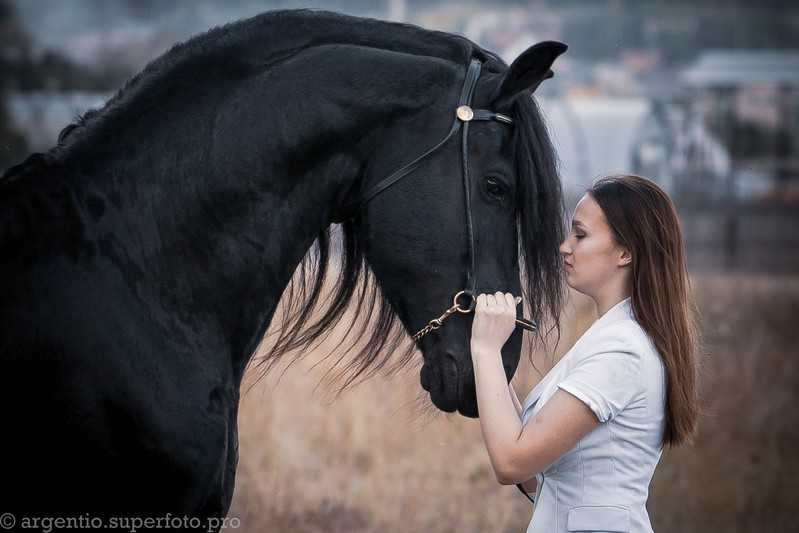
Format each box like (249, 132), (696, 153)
(521, 298), (666, 533)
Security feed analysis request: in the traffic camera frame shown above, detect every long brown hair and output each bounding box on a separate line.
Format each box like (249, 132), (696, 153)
(588, 174), (699, 447)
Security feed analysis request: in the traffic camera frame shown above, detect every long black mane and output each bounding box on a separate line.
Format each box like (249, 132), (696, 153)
(55, 10), (496, 147)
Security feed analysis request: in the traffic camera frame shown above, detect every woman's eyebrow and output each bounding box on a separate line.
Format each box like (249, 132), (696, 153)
(572, 220), (586, 229)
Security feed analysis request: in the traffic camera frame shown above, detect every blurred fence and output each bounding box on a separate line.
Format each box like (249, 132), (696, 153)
(679, 201), (799, 274)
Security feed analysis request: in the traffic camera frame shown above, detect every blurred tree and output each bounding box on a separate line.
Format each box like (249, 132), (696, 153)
(0, 0), (29, 64)
(0, 0), (29, 171)
(1, 0), (130, 92)
(0, 96), (28, 173)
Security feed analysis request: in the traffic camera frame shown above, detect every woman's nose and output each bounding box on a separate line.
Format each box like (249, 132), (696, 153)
(559, 238), (569, 256)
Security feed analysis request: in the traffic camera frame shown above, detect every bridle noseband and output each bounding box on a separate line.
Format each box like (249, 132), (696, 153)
(350, 58), (536, 342)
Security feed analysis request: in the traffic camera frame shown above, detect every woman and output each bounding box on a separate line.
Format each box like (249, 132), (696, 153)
(471, 174), (699, 532)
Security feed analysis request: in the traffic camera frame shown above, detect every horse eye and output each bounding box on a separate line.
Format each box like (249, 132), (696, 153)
(484, 177), (506, 198)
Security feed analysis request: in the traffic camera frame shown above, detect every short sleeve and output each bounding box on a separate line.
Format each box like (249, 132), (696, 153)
(557, 339), (642, 423)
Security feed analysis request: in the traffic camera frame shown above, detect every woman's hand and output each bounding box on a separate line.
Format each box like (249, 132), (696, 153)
(470, 292), (520, 355)
(470, 293), (600, 487)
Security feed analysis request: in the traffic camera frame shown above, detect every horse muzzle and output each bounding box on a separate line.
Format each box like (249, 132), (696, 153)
(419, 353), (479, 418)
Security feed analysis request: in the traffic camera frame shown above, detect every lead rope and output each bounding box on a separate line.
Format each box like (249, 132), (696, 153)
(411, 289), (537, 342)
(411, 291), (474, 343)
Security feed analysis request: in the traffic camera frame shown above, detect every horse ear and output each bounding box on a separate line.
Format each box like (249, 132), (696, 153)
(494, 41), (568, 105)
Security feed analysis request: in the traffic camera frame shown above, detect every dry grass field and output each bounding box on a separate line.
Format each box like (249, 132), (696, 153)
(227, 274), (799, 532)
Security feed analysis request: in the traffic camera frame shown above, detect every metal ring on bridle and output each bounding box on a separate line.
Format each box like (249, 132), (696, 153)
(452, 290), (476, 313)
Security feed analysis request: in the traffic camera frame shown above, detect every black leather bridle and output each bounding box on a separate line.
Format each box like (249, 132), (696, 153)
(350, 58), (536, 342)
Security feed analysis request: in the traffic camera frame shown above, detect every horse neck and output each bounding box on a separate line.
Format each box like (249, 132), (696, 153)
(73, 51), (460, 373)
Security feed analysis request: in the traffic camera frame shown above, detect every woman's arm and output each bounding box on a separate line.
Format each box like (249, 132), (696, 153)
(508, 367), (531, 491)
(471, 292), (600, 485)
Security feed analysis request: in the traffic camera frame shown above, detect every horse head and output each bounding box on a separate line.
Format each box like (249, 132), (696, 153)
(355, 43), (568, 417)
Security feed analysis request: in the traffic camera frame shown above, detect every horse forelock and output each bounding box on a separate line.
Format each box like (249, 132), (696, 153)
(512, 94), (567, 351)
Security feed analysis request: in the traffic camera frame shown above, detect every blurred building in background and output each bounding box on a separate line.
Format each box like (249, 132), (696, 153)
(671, 50), (799, 272)
(679, 49), (799, 202)
(539, 97), (672, 202)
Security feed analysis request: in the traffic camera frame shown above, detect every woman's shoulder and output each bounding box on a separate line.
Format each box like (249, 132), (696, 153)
(573, 311), (656, 364)
(593, 317), (649, 346)
(580, 310), (643, 341)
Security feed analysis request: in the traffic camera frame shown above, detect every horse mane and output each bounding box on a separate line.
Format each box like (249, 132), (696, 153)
(54, 9), (503, 147)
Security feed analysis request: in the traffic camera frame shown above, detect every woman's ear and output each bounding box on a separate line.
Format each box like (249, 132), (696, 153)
(494, 41), (568, 107)
(618, 248), (633, 267)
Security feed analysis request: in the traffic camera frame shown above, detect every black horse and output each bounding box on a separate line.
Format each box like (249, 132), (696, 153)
(0, 9), (566, 528)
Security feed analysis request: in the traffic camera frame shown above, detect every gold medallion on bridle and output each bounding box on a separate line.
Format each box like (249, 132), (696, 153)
(456, 105), (474, 122)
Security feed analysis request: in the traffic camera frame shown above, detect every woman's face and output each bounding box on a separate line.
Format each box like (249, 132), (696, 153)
(559, 194), (628, 300)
